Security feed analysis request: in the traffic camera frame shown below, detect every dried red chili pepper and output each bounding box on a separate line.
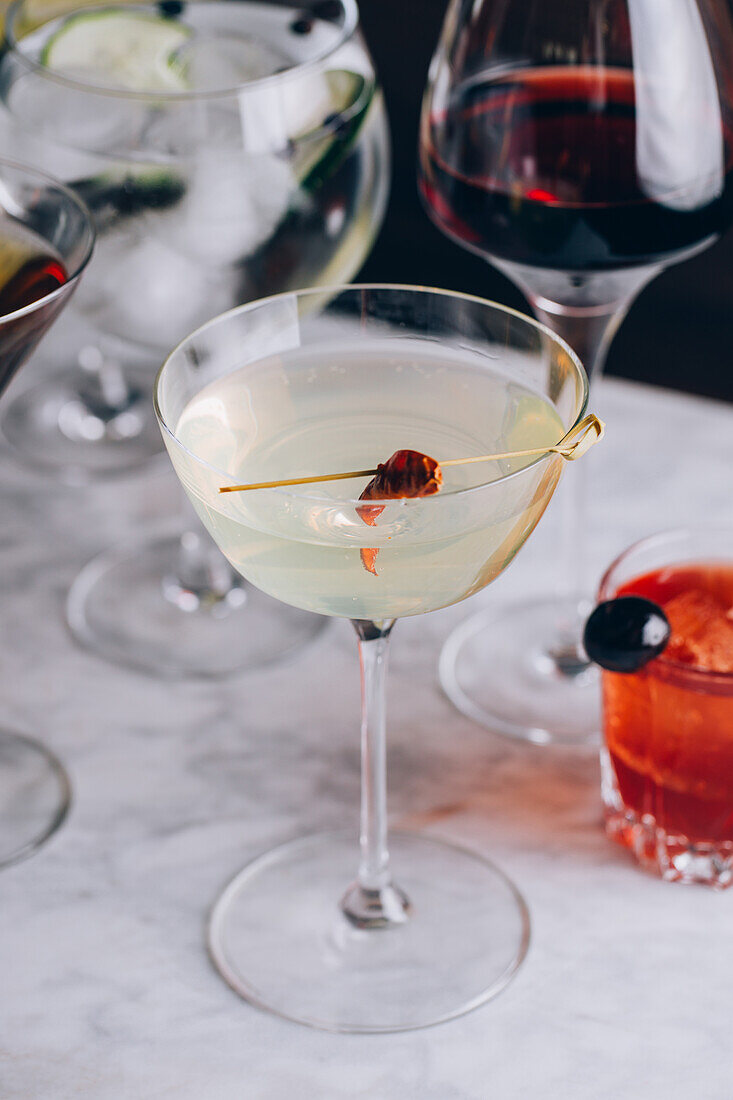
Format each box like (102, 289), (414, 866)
(357, 449), (443, 575)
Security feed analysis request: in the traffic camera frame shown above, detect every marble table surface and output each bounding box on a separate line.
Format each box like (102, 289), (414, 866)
(1, 364), (732, 1100)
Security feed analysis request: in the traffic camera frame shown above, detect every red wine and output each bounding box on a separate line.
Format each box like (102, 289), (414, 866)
(419, 67), (733, 272)
(0, 219), (68, 395)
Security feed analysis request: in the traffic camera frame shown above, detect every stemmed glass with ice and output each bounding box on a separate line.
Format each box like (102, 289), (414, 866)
(0, 0), (389, 677)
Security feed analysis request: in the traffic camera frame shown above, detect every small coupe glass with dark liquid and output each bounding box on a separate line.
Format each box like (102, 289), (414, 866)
(0, 157), (93, 866)
(0, 174), (87, 389)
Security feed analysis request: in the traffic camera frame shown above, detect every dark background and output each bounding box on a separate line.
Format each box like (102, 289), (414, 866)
(355, 0), (733, 404)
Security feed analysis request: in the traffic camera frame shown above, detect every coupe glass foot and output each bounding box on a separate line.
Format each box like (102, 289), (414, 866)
(0, 731), (71, 868)
(0, 362), (163, 482)
(208, 830), (530, 1033)
(440, 596), (600, 747)
(67, 524), (328, 679)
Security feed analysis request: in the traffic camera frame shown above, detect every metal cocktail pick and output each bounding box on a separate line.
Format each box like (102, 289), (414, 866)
(218, 413), (604, 494)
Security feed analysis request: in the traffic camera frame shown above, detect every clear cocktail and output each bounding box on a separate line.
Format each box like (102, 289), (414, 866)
(174, 342), (566, 619)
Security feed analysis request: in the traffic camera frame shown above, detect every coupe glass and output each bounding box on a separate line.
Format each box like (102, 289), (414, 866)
(0, 0), (389, 678)
(155, 285), (589, 1032)
(0, 158), (94, 866)
(419, 0), (733, 745)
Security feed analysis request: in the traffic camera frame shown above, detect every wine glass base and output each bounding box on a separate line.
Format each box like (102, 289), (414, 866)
(440, 597), (600, 748)
(67, 524), (328, 679)
(0, 363), (164, 483)
(208, 829), (530, 1033)
(0, 731), (71, 868)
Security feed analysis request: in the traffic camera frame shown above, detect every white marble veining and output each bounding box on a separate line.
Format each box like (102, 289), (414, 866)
(0, 363), (732, 1100)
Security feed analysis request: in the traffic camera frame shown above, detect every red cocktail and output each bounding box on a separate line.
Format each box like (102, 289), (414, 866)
(598, 531), (733, 887)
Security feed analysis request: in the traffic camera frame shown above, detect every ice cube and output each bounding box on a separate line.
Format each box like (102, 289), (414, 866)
(663, 590), (733, 673)
(7, 70), (137, 148)
(151, 150), (297, 268)
(75, 229), (233, 350)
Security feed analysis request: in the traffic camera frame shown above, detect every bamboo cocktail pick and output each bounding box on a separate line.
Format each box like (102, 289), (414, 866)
(218, 413), (604, 494)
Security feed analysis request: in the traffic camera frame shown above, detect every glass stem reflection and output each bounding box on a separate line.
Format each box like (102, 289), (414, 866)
(66, 343), (147, 443)
(341, 619), (410, 929)
(161, 489), (245, 614)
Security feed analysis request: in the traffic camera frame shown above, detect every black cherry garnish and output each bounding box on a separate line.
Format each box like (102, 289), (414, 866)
(583, 596), (670, 673)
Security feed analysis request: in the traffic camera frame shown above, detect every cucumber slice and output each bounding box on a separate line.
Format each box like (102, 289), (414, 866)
(72, 170), (186, 228)
(39, 9), (191, 93)
(292, 70), (375, 192)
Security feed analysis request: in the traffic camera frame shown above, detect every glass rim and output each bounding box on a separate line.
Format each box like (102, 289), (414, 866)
(154, 282), (590, 507)
(4, 0), (361, 103)
(0, 156), (94, 324)
(598, 525), (733, 685)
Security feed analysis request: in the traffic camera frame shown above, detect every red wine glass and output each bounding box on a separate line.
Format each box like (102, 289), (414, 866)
(419, 0), (733, 745)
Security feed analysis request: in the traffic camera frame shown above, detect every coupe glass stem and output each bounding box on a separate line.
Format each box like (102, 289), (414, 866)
(341, 619), (410, 929)
(355, 619), (393, 889)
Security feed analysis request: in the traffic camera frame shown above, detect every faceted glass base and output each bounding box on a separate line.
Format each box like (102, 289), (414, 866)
(439, 596), (600, 747)
(208, 830), (530, 1033)
(67, 525), (328, 679)
(0, 363), (164, 483)
(0, 731), (71, 868)
(601, 751), (733, 889)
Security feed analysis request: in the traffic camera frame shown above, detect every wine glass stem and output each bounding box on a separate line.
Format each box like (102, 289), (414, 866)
(341, 619), (410, 929)
(531, 300), (626, 601)
(532, 304), (616, 383)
